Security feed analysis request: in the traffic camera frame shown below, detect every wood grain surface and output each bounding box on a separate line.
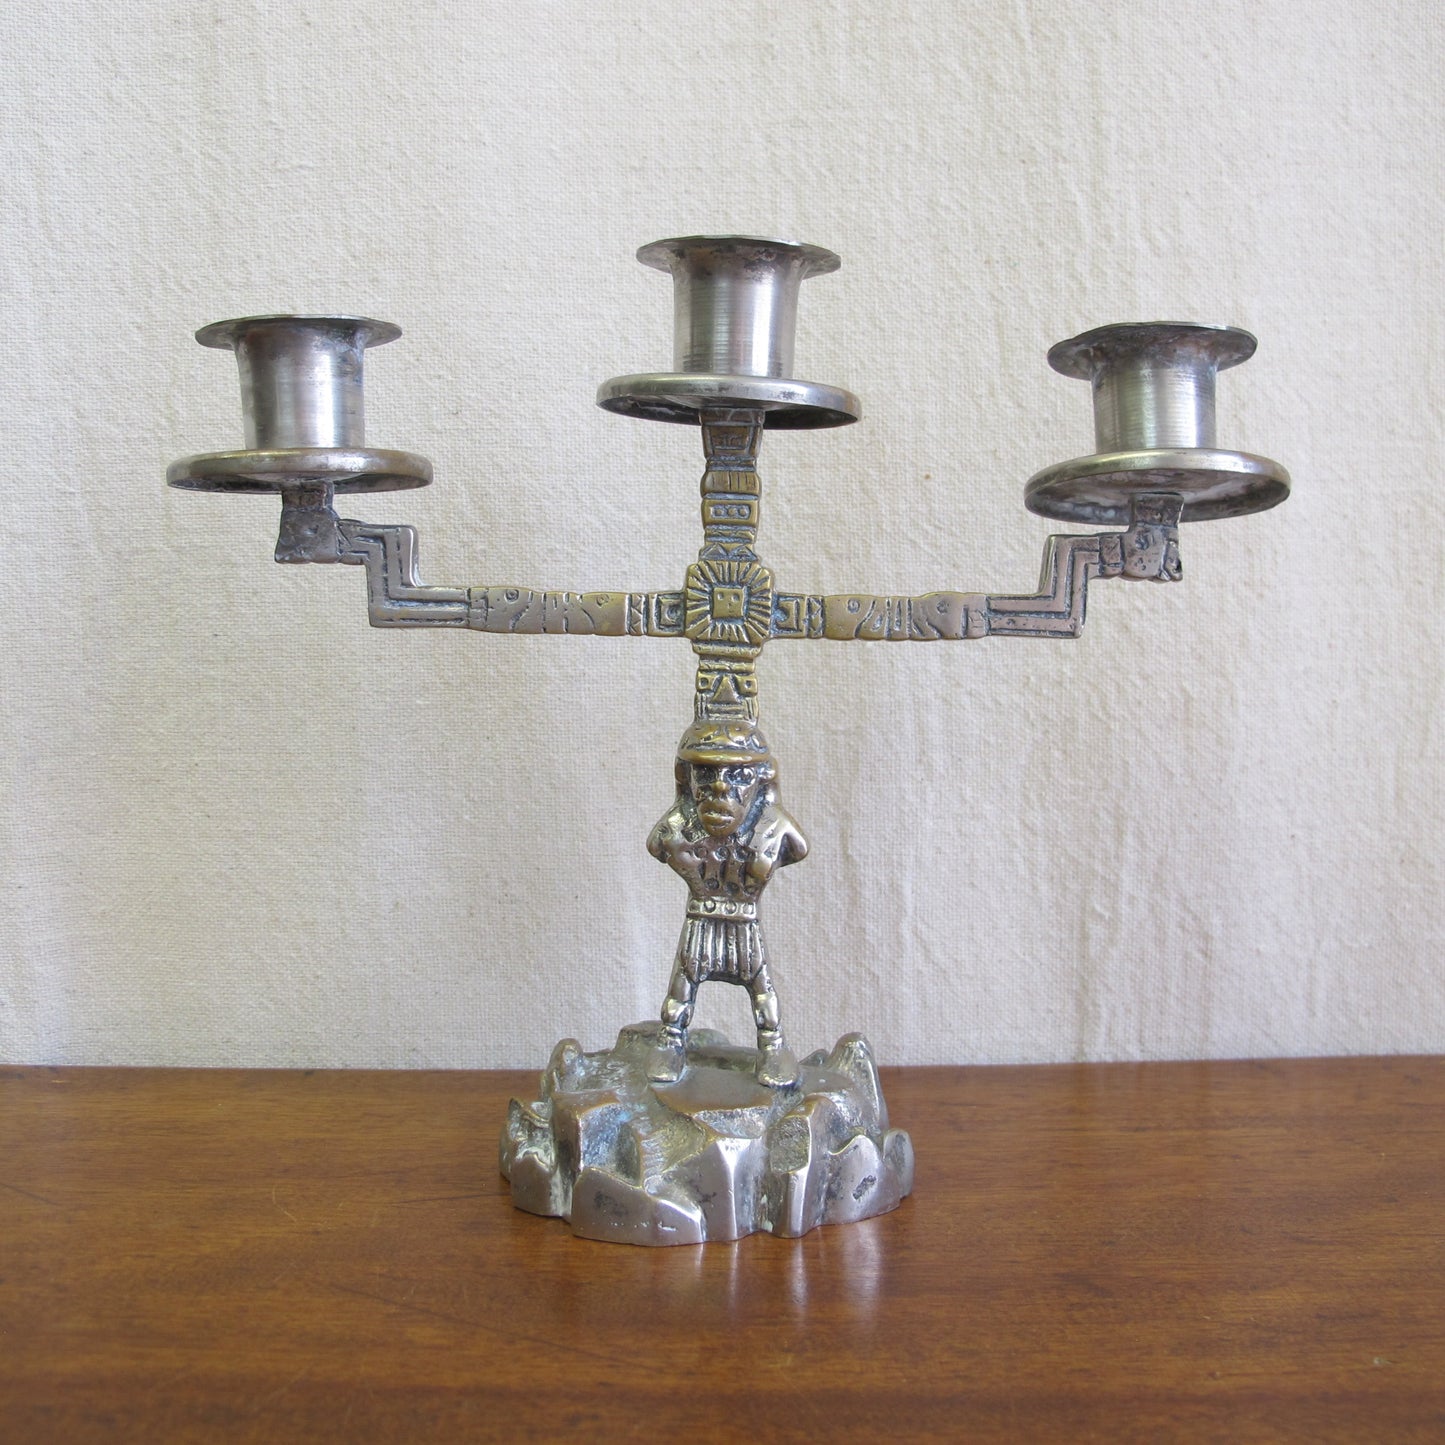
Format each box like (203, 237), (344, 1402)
(1, 1058), (1442, 1443)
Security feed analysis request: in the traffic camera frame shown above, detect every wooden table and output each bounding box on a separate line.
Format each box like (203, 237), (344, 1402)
(1, 1059), (1442, 1442)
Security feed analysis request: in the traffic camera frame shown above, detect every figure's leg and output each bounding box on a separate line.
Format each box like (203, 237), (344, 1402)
(749, 967), (799, 1088)
(647, 963), (696, 1084)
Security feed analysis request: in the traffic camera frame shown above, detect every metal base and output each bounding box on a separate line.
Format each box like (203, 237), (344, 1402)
(501, 1023), (913, 1245)
(167, 447), (432, 493)
(597, 373), (861, 428)
(1025, 447), (1290, 525)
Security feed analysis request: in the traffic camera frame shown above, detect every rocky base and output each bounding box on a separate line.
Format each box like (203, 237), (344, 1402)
(500, 1022), (914, 1245)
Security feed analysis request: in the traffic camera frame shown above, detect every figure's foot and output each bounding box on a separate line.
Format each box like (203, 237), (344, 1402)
(755, 1030), (800, 1088)
(647, 1026), (687, 1084)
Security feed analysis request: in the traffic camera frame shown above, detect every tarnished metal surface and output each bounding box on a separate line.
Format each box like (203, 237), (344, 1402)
(501, 1025), (914, 1244)
(197, 315), (397, 451)
(167, 234), (1288, 1244)
(165, 447), (432, 494)
(1026, 321), (1290, 524)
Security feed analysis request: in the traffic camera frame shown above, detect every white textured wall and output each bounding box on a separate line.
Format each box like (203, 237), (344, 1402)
(1, 1), (1440, 1068)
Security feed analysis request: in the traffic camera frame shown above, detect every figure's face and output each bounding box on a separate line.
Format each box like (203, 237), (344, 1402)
(687, 762), (764, 837)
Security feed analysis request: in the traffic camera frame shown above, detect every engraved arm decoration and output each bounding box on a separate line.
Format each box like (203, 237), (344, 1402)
(269, 489), (684, 635)
(768, 492), (1184, 643)
(256, 477), (1178, 643)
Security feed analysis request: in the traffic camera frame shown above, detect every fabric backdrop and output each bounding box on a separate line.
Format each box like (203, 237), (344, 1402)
(2, 0), (1440, 1068)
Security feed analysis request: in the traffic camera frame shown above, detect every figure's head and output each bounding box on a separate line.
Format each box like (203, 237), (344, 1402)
(675, 719), (777, 837)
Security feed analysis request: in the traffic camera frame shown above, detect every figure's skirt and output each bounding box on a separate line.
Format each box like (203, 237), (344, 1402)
(677, 915), (765, 984)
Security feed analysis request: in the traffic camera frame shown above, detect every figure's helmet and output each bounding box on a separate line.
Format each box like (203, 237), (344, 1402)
(675, 718), (774, 767)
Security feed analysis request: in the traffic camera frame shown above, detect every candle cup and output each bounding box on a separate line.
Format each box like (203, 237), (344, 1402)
(199, 314), (396, 451)
(598, 235), (860, 429)
(1025, 321), (1289, 525)
(167, 314), (431, 495)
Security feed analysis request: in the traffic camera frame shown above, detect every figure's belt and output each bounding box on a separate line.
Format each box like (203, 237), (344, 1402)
(686, 898), (758, 921)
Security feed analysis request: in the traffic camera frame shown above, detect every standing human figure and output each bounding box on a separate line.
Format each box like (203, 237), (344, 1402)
(646, 719), (808, 1087)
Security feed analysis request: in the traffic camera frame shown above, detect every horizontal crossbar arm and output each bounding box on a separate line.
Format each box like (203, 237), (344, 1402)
(337, 520), (682, 634)
(334, 494), (1181, 641)
(468, 587), (684, 637)
(769, 496), (1184, 642)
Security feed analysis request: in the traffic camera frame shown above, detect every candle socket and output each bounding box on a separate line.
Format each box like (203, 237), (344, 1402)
(641, 235), (838, 379)
(166, 313), (432, 498)
(1025, 321), (1289, 525)
(198, 314), (398, 451)
(597, 235), (860, 428)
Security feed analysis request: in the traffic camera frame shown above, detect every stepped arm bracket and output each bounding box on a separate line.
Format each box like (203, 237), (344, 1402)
(265, 484), (684, 635)
(332, 486), (1181, 639)
(221, 483), (682, 635)
(769, 492), (1183, 643)
(334, 519), (468, 627)
(334, 518), (685, 636)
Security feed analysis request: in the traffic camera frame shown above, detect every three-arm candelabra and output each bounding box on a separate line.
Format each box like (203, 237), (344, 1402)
(169, 236), (1288, 1245)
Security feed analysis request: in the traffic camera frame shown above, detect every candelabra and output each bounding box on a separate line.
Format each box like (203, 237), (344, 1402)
(169, 235), (1288, 1246)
